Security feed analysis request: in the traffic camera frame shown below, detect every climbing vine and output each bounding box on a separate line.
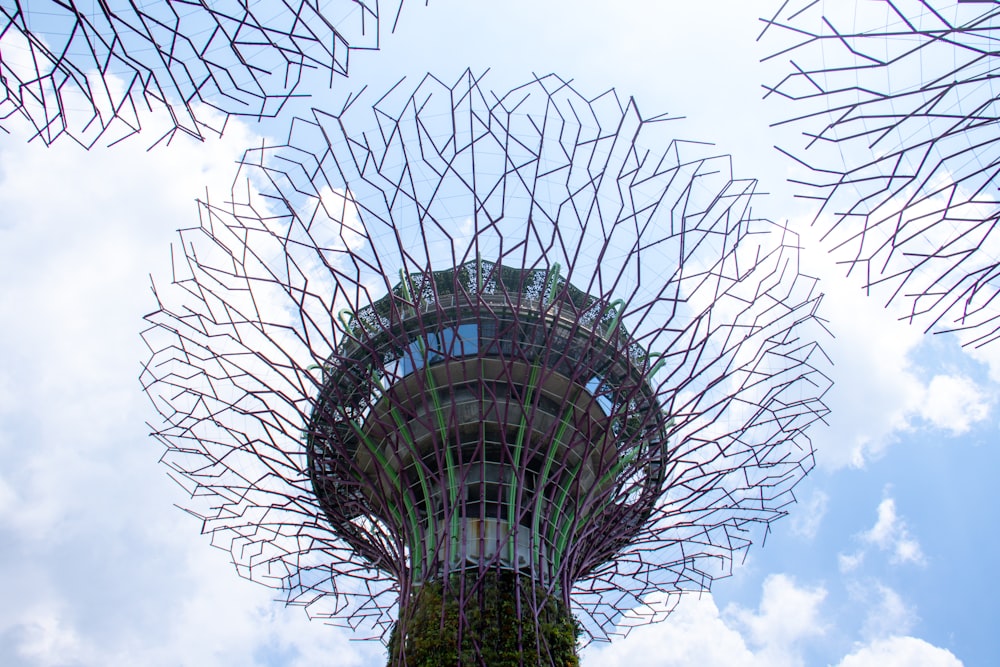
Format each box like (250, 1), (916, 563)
(388, 570), (580, 667)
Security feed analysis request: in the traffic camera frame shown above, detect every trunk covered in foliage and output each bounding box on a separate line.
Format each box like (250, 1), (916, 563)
(388, 571), (580, 667)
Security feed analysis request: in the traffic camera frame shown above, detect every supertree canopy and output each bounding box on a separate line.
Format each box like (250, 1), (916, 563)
(0, 0), (409, 147)
(760, 0), (1000, 347)
(141, 70), (831, 665)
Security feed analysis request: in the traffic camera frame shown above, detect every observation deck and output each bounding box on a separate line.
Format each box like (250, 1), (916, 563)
(308, 260), (671, 584)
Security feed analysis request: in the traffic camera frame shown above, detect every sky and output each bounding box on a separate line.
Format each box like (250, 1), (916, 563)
(0, 1), (996, 665)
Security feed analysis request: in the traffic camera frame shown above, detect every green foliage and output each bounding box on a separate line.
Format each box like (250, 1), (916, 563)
(387, 571), (580, 667)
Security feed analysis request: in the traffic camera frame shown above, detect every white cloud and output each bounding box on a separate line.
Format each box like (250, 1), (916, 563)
(865, 498), (901, 548)
(12, 606), (91, 667)
(0, 118), (267, 545)
(838, 551), (865, 574)
(835, 636), (963, 667)
(726, 574), (826, 664)
(854, 583), (918, 640)
(2, 572), (383, 667)
(919, 374), (991, 434)
(967, 343), (1000, 384)
(790, 490), (829, 539)
(583, 594), (762, 667)
(795, 222), (993, 469)
(585, 576), (829, 667)
(588, 573), (959, 667)
(0, 473), (15, 518)
(796, 225), (923, 468)
(586, 576), (827, 667)
(839, 494), (926, 571)
(862, 497), (926, 567)
(0, 113), (364, 667)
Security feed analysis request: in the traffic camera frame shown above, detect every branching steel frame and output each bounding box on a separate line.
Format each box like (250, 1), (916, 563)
(761, 0), (1000, 346)
(141, 70), (832, 662)
(0, 0), (409, 147)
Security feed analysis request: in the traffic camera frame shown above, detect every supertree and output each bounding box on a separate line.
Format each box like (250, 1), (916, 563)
(760, 0), (1000, 347)
(0, 0), (411, 147)
(141, 70), (831, 666)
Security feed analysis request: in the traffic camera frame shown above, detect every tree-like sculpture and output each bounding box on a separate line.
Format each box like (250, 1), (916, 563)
(0, 0), (408, 147)
(141, 71), (831, 665)
(761, 0), (1000, 346)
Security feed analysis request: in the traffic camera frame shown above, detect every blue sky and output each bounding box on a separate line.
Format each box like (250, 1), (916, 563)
(0, 1), (995, 665)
